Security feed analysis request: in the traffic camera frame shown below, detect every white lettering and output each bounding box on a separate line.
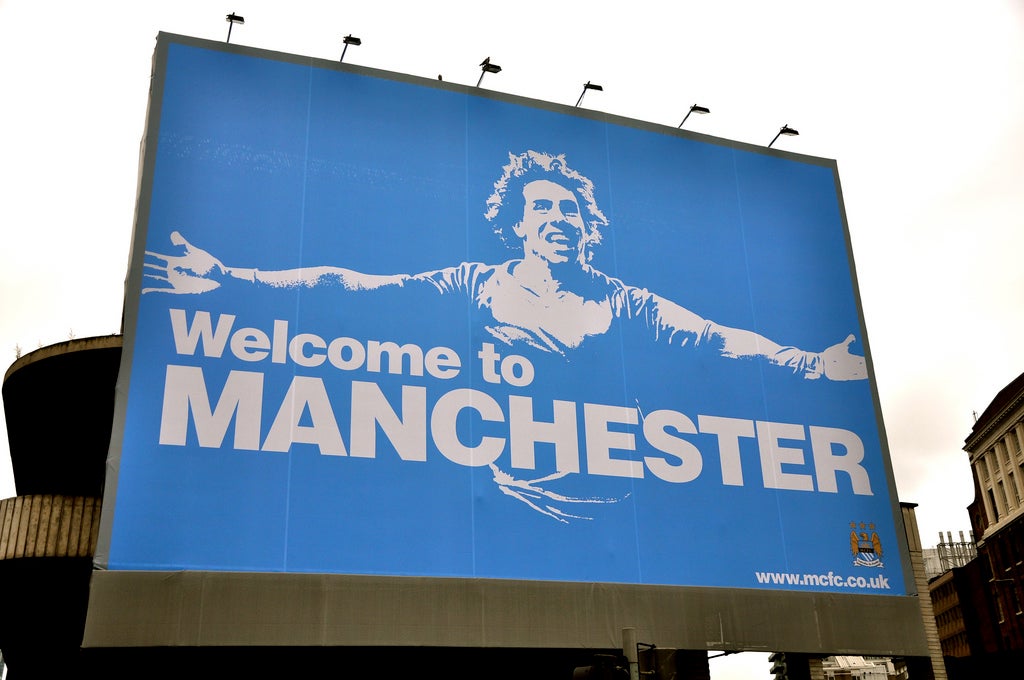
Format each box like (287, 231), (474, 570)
(272, 319), (288, 364)
(756, 421), (814, 491)
(159, 365), (262, 450)
(262, 376), (346, 455)
(643, 410), (702, 483)
(327, 336), (366, 370)
(158, 311), (882, 499)
(584, 403), (642, 478)
(367, 341), (424, 376)
(425, 346), (461, 379)
(508, 395), (579, 472)
(431, 388), (505, 467)
(350, 382), (427, 461)
(230, 328), (270, 362)
(169, 309), (234, 357)
(500, 353), (534, 387)
(478, 343), (502, 384)
(698, 415), (755, 486)
(288, 333), (327, 368)
(810, 426), (872, 495)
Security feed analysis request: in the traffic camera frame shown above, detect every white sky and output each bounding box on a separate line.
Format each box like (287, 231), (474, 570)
(2, 1), (1022, 676)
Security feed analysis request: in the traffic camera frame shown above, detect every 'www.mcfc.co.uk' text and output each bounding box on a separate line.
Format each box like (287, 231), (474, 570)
(754, 570), (890, 590)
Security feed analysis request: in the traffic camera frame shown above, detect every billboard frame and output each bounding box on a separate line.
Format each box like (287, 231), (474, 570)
(88, 32), (926, 656)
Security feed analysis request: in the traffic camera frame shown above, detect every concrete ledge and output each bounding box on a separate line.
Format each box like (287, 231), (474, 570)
(4, 335), (122, 383)
(0, 495), (101, 560)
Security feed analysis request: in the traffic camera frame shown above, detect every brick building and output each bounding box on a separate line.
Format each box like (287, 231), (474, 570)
(927, 370), (1024, 676)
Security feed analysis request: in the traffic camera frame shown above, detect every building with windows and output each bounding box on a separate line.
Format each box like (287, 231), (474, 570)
(924, 530), (978, 662)
(927, 370), (1024, 675)
(968, 373), (1024, 529)
(929, 559), (998, 663)
(821, 655), (905, 679)
(964, 370), (1024, 649)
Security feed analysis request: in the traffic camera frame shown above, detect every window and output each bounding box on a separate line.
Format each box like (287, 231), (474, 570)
(989, 488), (1000, 520)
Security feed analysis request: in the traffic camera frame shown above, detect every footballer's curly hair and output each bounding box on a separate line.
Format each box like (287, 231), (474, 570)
(484, 151), (609, 261)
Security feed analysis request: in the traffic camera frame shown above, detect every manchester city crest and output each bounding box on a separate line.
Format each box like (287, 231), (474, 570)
(850, 521), (884, 568)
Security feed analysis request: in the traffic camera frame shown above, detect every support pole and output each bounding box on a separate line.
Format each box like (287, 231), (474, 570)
(622, 627), (639, 680)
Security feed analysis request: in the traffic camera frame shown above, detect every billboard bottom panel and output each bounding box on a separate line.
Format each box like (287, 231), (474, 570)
(83, 571), (928, 655)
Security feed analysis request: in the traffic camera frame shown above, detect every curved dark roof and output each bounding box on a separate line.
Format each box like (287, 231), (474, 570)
(3, 335), (122, 497)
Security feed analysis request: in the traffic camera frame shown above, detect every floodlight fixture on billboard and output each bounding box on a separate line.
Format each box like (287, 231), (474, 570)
(477, 57), (502, 87)
(224, 13), (244, 44)
(575, 80), (603, 106)
(98, 33), (911, 607)
(339, 34), (360, 63)
(769, 123), (801, 148)
(678, 104), (710, 128)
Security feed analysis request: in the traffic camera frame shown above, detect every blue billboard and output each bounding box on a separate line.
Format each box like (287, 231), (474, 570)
(104, 36), (906, 596)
